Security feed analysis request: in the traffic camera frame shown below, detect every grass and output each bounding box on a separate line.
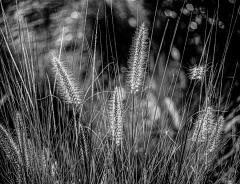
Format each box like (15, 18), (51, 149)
(0, 0), (239, 183)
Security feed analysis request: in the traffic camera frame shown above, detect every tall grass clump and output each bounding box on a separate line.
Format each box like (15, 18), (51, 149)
(126, 23), (149, 95)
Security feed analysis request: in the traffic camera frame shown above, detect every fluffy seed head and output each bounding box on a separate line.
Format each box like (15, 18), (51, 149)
(207, 115), (224, 153)
(0, 123), (21, 163)
(15, 112), (29, 168)
(51, 53), (83, 105)
(127, 23), (149, 94)
(203, 115), (224, 166)
(108, 86), (124, 146)
(79, 124), (89, 163)
(192, 106), (215, 142)
(188, 65), (207, 80)
(0, 123), (22, 183)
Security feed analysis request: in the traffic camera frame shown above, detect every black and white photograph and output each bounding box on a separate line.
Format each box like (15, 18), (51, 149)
(0, 0), (240, 183)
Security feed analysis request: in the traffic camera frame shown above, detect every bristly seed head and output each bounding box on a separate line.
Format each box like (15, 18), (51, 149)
(15, 112), (29, 169)
(192, 106), (224, 154)
(108, 86), (124, 147)
(207, 115), (224, 153)
(127, 23), (149, 94)
(51, 53), (83, 106)
(188, 65), (207, 80)
(203, 115), (224, 166)
(192, 106), (215, 142)
(0, 123), (22, 183)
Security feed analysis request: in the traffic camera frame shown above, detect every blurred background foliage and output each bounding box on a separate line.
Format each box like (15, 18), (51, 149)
(1, 0), (240, 98)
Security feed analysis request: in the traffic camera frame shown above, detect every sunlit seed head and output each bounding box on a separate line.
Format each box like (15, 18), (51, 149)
(192, 106), (215, 142)
(108, 87), (124, 146)
(207, 115), (224, 153)
(127, 23), (149, 94)
(51, 53), (83, 105)
(188, 65), (207, 80)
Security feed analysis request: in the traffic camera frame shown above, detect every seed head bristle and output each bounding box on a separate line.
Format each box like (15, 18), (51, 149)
(0, 123), (22, 183)
(79, 124), (89, 163)
(0, 123), (21, 163)
(207, 115), (224, 153)
(127, 23), (149, 94)
(188, 65), (207, 80)
(51, 54), (83, 105)
(192, 106), (215, 142)
(204, 115), (224, 167)
(115, 88), (124, 146)
(108, 90), (116, 139)
(15, 112), (29, 169)
(108, 87), (124, 146)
